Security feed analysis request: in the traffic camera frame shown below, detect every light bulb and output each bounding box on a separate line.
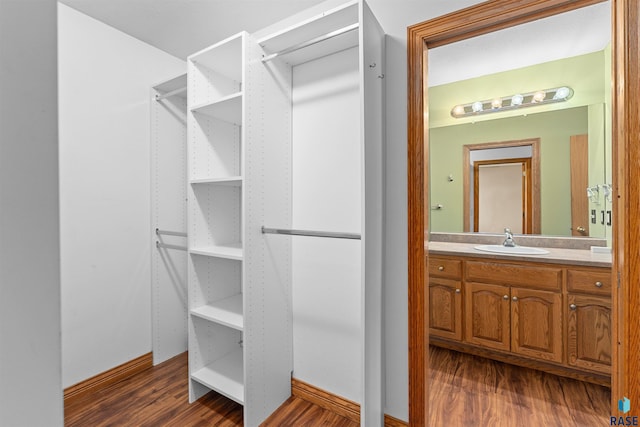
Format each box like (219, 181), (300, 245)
(471, 101), (483, 113)
(511, 94), (523, 106)
(491, 98), (502, 109)
(553, 86), (571, 100)
(452, 105), (465, 116)
(532, 91), (546, 103)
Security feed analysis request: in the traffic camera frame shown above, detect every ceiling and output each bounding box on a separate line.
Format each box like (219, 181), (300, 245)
(59, 0), (327, 59)
(58, 0), (486, 60)
(58, 0), (611, 85)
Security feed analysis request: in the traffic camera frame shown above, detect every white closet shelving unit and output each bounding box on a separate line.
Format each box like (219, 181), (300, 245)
(151, 74), (188, 366)
(256, 1), (385, 425)
(186, 30), (293, 426)
(186, 1), (384, 425)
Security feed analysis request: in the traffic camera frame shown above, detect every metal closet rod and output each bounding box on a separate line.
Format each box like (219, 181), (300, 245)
(155, 86), (187, 101)
(262, 226), (361, 240)
(155, 228), (187, 237)
(156, 241), (188, 251)
(261, 23), (359, 63)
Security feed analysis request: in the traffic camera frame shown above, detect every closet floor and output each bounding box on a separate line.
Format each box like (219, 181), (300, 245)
(65, 347), (611, 426)
(429, 345), (611, 426)
(63, 352), (356, 427)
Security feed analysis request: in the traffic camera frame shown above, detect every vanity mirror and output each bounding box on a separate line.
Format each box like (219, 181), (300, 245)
(427, 3), (612, 240)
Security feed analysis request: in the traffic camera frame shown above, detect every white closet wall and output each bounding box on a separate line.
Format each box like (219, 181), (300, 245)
(151, 74), (188, 365)
(59, 4), (185, 388)
(291, 47), (363, 402)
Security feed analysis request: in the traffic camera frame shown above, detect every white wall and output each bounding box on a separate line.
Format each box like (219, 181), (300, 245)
(365, 0), (484, 421)
(291, 47), (363, 402)
(0, 0), (63, 425)
(58, 4), (185, 388)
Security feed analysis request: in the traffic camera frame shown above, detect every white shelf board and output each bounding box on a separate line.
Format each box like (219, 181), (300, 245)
(188, 32), (243, 83)
(191, 348), (244, 405)
(153, 74), (187, 99)
(189, 176), (243, 186)
(191, 294), (244, 331)
(190, 92), (242, 125)
(189, 243), (243, 260)
(258, 1), (358, 54)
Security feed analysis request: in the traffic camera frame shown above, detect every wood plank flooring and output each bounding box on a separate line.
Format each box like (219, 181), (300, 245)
(64, 352), (357, 427)
(65, 348), (610, 426)
(429, 345), (611, 426)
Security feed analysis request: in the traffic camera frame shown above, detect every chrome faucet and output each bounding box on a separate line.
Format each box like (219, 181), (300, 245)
(503, 228), (516, 247)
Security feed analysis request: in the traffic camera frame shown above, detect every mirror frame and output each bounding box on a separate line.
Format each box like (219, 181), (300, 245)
(407, 0), (639, 425)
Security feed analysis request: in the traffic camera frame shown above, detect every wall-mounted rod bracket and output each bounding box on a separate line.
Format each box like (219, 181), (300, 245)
(261, 226), (361, 240)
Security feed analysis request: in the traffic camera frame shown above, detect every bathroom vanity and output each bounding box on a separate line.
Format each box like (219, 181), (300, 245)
(427, 238), (612, 386)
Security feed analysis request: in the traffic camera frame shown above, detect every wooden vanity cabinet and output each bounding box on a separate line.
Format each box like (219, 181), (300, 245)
(510, 287), (563, 363)
(428, 257), (463, 341)
(428, 254), (611, 385)
(566, 268), (612, 374)
(429, 278), (463, 341)
(464, 282), (510, 350)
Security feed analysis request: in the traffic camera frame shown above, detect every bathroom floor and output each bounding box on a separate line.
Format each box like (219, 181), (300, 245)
(429, 345), (611, 426)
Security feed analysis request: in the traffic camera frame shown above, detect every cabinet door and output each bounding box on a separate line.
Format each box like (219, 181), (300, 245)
(464, 282), (510, 351)
(511, 288), (563, 363)
(567, 294), (612, 374)
(429, 278), (463, 341)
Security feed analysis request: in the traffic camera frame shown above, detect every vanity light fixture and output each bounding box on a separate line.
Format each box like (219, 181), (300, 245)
(451, 86), (574, 118)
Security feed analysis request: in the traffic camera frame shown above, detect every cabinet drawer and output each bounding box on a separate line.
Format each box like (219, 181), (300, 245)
(567, 269), (612, 296)
(466, 261), (561, 291)
(429, 257), (462, 279)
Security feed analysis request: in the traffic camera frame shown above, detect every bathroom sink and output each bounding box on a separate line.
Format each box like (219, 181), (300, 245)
(474, 245), (550, 255)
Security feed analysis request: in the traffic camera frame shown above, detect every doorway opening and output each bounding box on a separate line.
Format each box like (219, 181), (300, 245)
(463, 138), (540, 234)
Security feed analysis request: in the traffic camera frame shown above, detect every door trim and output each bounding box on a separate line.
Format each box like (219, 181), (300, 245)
(407, 1), (634, 425)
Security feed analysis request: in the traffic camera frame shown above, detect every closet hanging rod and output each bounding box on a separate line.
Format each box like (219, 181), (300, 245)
(156, 241), (188, 251)
(261, 23), (359, 63)
(155, 228), (187, 237)
(261, 226), (361, 240)
(155, 86), (187, 101)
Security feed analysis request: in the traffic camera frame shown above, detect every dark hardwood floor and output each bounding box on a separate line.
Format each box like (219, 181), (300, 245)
(429, 345), (611, 426)
(64, 352), (356, 427)
(65, 347), (610, 426)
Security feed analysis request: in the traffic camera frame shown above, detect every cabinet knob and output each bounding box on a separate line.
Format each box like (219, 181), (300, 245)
(512, 296), (518, 302)
(438, 266), (444, 271)
(455, 288), (461, 294)
(569, 304), (577, 310)
(503, 295), (509, 300)
(595, 281), (603, 288)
